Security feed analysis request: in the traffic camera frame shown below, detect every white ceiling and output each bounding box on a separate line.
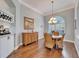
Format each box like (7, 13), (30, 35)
(0, 0), (9, 9)
(19, 0), (75, 15)
(0, 0), (15, 9)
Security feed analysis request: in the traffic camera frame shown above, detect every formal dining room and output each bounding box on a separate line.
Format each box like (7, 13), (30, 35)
(0, 0), (79, 58)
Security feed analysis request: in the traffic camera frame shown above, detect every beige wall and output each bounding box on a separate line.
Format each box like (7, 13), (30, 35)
(44, 8), (75, 42)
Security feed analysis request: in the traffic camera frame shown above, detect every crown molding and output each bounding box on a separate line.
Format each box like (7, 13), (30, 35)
(44, 4), (75, 16)
(18, 0), (43, 15)
(18, 0), (75, 16)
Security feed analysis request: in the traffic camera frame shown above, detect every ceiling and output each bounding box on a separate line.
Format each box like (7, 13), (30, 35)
(0, 0), (9, 9)
(19, 0), (75, 15)
(0, 0), (15, 9)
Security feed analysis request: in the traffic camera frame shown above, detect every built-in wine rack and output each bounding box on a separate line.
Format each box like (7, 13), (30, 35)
(0, 10), (14, 23)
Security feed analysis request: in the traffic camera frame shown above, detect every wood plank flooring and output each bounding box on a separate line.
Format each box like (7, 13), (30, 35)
(8, 39), (78, 58)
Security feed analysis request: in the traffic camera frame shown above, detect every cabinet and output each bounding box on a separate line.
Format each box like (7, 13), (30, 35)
(0, 36), (8, 58)
(22, 32), (38, 45)
(0, 35), (14, 58)
(7, 35), (14, 55)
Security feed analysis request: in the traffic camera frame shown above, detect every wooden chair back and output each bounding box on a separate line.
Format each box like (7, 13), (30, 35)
(44, 33), (55, 49)
(44, 33), (53, 42)
(53, 31), (59, 36)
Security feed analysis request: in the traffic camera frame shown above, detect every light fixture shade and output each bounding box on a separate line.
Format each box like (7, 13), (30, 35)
(48, 19), (52, 24)
(52, 18), (57, 23)
(48, 17), (57, 24)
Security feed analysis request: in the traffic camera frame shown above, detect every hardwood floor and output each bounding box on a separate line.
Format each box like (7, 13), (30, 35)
(8, 39), (78, 58)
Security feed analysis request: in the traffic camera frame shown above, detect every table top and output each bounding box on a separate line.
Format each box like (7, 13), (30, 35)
(52, 35), (62, 39)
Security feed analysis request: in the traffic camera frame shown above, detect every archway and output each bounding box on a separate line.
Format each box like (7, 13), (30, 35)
(48, 16), (65, 35)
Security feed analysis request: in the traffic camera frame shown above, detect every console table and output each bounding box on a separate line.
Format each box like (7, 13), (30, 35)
(22, 32), (38, 46)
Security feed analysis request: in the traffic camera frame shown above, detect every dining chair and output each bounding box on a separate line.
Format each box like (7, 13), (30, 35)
(56, 35), (64, 49)
(53, 31), (64, 49)
(44, 33), (55, 49)
(53, 31), (59, 36)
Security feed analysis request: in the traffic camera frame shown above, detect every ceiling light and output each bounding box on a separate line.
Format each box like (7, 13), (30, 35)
(48, 0), (57, 24)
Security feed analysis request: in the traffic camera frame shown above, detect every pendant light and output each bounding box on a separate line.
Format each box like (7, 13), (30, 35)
(48, 0), (57, 24)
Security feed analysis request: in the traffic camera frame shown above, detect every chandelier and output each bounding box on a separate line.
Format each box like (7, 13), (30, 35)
(48, 0), (57, 24)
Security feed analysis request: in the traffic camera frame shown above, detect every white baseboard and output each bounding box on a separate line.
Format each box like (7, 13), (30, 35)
(38, 36), (44, 40)
(74, 43), (79, 56)
(14, 43), (22, 50)
(74, 41), (79, 56)
(64, 40), (74, 43)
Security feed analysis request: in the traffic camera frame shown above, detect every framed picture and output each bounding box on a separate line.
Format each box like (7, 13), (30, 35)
(24, 17), (34, 30)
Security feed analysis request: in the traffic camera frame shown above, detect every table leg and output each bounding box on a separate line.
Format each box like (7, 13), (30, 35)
(55, 39), (58, 49)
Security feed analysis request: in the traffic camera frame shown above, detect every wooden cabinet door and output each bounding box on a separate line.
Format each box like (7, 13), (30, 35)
(34, 32), (38, 41)
(22, 33), (31, 45)
(31, 32), (38, 42)
(23, 33), (29, 45)
(31, 33), (35, 42)
(28, 33), (31, 44)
